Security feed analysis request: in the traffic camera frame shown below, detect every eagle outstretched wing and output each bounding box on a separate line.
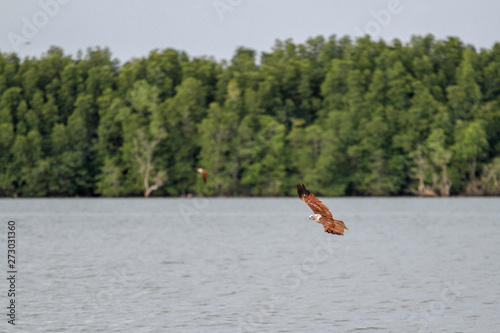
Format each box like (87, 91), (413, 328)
(297, 183), (333, 219)
(297, 183), (348, 235)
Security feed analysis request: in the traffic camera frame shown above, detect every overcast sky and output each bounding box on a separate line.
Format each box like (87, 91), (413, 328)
(1, 0), (499, 64)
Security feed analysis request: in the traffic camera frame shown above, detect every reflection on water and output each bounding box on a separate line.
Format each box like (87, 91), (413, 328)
(0, 197), (499, 332)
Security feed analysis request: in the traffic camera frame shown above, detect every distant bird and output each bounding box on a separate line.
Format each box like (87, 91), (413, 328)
(195, 168), (208, 183)
(297, 183), (348, 235)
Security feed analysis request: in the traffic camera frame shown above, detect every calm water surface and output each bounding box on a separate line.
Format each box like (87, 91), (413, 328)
(0, 197), (499, 332)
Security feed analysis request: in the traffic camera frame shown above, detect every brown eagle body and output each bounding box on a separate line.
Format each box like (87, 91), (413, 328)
(195, 168), (208, 183)
(297, 183), (348, 235)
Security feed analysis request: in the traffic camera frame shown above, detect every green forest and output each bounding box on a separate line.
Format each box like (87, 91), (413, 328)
(1, 34), (499, 197)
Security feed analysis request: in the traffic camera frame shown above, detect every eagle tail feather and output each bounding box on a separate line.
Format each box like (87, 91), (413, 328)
(326, 219), (348, 235)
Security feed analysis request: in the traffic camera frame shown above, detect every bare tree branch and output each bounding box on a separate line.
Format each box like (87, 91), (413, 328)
(132, 129), (167, 197)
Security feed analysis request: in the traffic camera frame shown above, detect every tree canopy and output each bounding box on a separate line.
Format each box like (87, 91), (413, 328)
(1, 35), (500, 197)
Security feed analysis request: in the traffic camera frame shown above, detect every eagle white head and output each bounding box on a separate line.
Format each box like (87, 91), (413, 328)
(309, 214), (322, 224)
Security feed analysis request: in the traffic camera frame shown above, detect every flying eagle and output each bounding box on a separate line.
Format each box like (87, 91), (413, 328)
(297, 183), (348, 235)
(195, 168), (208, 183)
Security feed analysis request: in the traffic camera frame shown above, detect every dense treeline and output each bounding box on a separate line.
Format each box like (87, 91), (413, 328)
(0, 34), (499, 197)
